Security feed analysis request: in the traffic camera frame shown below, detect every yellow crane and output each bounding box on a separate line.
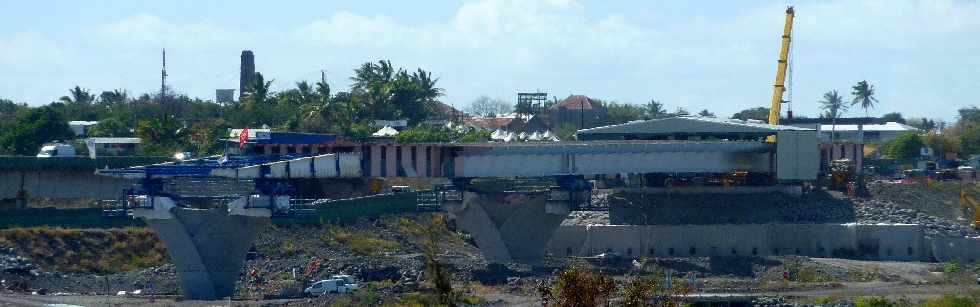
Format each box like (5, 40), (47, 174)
(767, 6), (795, 133)
(960, 190), (980, 230)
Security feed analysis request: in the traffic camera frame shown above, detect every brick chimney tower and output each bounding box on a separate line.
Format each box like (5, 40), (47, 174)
(239, 50), (255, 102)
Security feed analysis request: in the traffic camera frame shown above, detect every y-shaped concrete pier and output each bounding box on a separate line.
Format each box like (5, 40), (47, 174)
(134, 196), (273, 300)
(443, 191), (570, 264)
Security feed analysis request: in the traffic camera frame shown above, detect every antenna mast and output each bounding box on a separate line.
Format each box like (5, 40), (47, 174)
(161, 49), (168, 98)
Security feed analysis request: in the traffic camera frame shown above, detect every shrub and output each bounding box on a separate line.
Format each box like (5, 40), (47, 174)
(855, 296), (896, 307)
(923, 294), (976, 307)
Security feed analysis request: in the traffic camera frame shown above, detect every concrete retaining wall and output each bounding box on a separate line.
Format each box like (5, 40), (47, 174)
(0, 170), (133, 199)
(929, 237), (980, 263)
(548, 223), (929, 261)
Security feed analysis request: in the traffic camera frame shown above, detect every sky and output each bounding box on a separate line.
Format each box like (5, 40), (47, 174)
(1, 0), (978, 121)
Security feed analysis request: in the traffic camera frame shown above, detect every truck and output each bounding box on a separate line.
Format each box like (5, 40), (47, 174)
(303, 275), (358, 296)
(36, 143), (77, 158)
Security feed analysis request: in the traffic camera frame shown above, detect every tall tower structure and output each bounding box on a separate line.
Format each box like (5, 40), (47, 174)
(239, 50), (255, 101)
(161, 49), (168, 97)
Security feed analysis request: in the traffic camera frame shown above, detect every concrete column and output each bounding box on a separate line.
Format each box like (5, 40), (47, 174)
(444, 192), (570, 264)
(400, 145), (417, 177)
(415, 146), (428, 178)
(135, 196), (271, 300)
(370, 145), (382, 177)
(431, 147), (442, 177)
(386, 145), (398, 177)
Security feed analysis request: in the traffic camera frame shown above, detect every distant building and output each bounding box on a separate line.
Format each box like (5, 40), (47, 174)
(69, 121), (99, 137)
(215, 89), (235, 104)
(373, 119), (409, 129)
(227, 129), (349, 156)
(464, 116), (516, 131)
(84, 137), (140, 158)
(548, 95), (608, 130)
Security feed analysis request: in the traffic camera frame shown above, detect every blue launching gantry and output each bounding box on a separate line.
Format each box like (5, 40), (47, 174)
(96, 153), (362, 218)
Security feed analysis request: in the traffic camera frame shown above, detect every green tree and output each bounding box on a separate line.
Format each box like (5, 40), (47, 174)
(245, 72), (274, 106)
(88, 118), (131, 137)
(395, 125), (452, 143)
(820, 90), (848, 141)
(882, 132), (924, 159)
(644, 99), (668, 119)
(672, 107), (690, 117)
(59, 86), (99, 120)
(958, 106), (980, 123)
(923, 133), (959, 160)
(0, 107), (75, 155)
(851, 80), (878, 117)
(697, 109), (715, 117)
(349, 60), (444, 125)
(731, 107), (770, 121)
(957, 122), (980, 154)
(0, 98), (28, 133)
(136, 117), (184, 155)
(880, 112), (905, 123)
(606, 102), (645, 124)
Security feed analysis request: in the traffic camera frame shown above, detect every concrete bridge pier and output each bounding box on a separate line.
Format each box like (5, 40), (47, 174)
(134, 196), (272, 300)
(443, 191), (570, 264)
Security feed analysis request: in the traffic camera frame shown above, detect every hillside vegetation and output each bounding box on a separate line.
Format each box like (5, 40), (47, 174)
(0, 227), (167, 273)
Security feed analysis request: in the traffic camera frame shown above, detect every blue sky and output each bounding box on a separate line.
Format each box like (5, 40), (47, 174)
(1, 0), (977, 121)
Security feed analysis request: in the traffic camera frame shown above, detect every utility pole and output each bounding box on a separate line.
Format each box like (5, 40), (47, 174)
(161, 49), (167, 98)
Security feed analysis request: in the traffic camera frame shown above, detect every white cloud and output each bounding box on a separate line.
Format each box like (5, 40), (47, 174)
(0, 31), (69, 71)
(95, 14), (244, 49)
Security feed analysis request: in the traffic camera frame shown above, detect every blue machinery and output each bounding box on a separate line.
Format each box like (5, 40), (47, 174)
(97, 153), (601, 218)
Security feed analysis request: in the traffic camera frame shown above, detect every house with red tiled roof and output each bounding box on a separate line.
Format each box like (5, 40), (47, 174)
(548, 95), (608, 129)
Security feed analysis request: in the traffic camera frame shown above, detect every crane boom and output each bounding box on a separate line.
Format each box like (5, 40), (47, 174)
(768, 6), (795, 126)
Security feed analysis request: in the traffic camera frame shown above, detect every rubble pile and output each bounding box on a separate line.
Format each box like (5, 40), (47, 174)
(854, 198), (977, 237)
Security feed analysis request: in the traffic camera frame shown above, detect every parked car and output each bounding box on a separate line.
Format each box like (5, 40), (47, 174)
(304, 275), (358, 296)
(36, 143), (76, 158)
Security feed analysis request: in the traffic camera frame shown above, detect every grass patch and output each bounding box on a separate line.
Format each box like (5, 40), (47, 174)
(328, 225), (400, 256)
(0, 227), (167, 274)
(923, 294), (976, 307)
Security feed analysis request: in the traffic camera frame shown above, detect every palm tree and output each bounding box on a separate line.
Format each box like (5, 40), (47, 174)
(850, 80), (878, 117)
(820, 90), (848, 142)
(59, 86), (94, 105)
(645, 99), (667, 119)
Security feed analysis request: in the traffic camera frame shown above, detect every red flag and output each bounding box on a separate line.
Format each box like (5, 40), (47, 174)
(239, 127), (249, 149)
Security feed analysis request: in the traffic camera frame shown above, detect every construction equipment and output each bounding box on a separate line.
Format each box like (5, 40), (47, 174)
(766, 6), (795, 142)
(768, 6), (795, 126)
(959, 190), (980, 230)
(828, 159), (854, 191)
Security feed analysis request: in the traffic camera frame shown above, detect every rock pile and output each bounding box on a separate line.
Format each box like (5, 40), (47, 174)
(0, 246), (37, 276)
(854, 198), (978, 238)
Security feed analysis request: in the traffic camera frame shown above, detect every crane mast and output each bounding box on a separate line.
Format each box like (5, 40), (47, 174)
(768, 6), (795, 126)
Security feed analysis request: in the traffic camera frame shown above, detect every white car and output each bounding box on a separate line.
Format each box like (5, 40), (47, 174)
(304, 275), (358, 296)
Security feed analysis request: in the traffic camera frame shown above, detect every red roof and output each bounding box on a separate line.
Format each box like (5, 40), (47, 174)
(551, 95), (597, 110)
(463, 117), (515, 130)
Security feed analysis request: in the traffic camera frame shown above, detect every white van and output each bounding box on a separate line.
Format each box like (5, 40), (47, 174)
(36, 143), (77, 158)
(304, 275), (358, 296)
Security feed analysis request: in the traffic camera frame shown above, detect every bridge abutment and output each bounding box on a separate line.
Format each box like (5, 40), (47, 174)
(444, 191), (569, 264)
(136, 197), (270, 300)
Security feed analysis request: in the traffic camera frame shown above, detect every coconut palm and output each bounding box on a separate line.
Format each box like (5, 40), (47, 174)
(820, 90), (848, 142)
(851, 80), (878, 116)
